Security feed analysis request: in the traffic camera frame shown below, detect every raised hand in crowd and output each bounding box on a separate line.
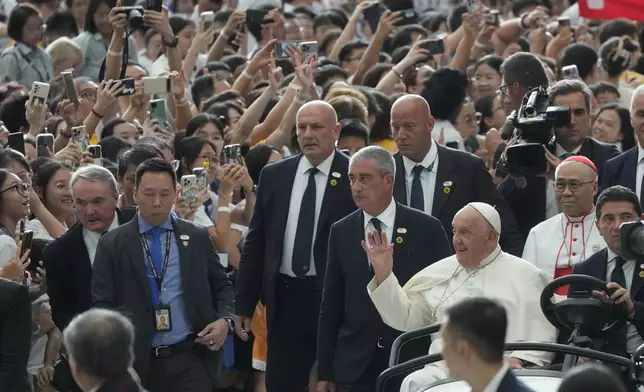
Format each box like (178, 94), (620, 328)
(0, 240), (30, 281)
(25, 98), (48, 138)
(108, 0), (128, 36)
(94, 79), (124, 118)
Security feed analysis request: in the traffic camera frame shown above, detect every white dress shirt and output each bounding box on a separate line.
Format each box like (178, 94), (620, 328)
(280, 152), (335, 277)
(605, 248), (644, 354)
(83, 214), (119, 265)
(545, 143), (584, 219)
(432, 120), (464, 151)
(482, 364), (510, 392)
(363, 199), (396, 265)
(635, 144), (644, 199)
(402, 141), (438, 215)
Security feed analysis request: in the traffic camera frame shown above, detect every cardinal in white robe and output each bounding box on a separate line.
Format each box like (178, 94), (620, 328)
(363, 202), (557, 392)
(523, 156), (606, 295)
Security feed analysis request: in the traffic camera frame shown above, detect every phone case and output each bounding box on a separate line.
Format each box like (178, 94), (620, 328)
(62, 72), (78, 103)
(276, 41), (300, 58)
(72, 126), (89, 151)
(193, 168), (208, 190)
(8, 132), (25, 155)
(149, 99), (167, 130)
(31, 82), (50, 100)
(143, 77), (171, 95)
(115, 78), (136, 97)
(181, 175), (198, 202)
(223, 144), (243, 166)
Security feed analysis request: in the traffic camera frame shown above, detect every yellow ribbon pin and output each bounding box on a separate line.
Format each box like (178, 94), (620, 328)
(330, 179), (337, 186)
(396, 236), (403, 244)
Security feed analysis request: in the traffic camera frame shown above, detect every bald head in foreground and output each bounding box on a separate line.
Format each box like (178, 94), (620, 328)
(296, 100), (342, 166)
(365, 202), (557, 392)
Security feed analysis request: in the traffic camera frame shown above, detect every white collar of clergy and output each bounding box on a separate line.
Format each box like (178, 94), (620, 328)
(564, 207), (595, 223)
(465, 245), (502, 273)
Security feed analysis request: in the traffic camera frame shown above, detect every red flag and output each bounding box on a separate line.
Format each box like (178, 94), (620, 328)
(578, 0), (644, 21)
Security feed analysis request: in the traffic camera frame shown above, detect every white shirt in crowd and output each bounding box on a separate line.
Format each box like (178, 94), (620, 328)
(363, 198), (396, 264)
(432, 120), (464, 151)
(605, 248), (644, 354)
(0, 233), (17, 268)
(25, 218), (68, 241)
(83, 214), (119, 265)
(367, 246), (556, 392)
(523, 211), (606, 278)
(402, 140), (438, 215)
(545, 143), (583, 219)
(192, 190), (249, 237)
(280, 152), (334, 277)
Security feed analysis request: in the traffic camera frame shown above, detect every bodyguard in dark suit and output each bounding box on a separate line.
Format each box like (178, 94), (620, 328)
(0, 278), (31, 392)
(43, 165), (136, 331)
(569, 186), (644, 360)
(498, 80), (620, 240)
(317, 146), (452, 392)
(91, 159), (235, 392)
(236, 101), (357, 392)
(64, 308), (148, 392)
(390, 95), (524, 256)
(441, 298), (534, 392)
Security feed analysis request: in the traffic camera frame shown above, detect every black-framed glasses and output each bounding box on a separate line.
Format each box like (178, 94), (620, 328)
(497, 82), (516, 97)
(0, 183), (31, 197)
(555, 180), (595, 192)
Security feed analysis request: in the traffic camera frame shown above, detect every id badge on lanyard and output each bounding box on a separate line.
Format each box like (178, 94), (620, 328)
(142, 230), (173, 333)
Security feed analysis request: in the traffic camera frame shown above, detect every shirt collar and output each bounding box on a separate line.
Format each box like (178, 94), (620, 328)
(638, 143), (644, 164)
(555, 142), (583, 157)
(466, 245), (502, 272)
(300, 150), (335, 177)
(15, 42), (34, 55)
(482, 364), (510, 392)
(402, 140), (437, 177)
(363, 198), (396, 230)
(563, 208), (596, 223)
(137, 213), (174, 234)
(606, 248), (634, 265)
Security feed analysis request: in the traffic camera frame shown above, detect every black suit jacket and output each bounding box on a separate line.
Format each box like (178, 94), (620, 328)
(569, 248), (644, 358)
(0, 278), (31, 392)
(497, 370), (535, 392)
(236, 151), (357, 323)
(498, 137), (620, 240)
(317, 203), (452, 384)
(43, 208), (136, 331)
(601, 146), (637, 193)
(393, 145), (524, 256)
(91, 216), (235, 382)
(96, 373), (148, 392)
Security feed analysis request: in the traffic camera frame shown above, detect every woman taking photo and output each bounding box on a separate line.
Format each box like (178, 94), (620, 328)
(26, 161), (73, 240)
(0, 4), (54, 88)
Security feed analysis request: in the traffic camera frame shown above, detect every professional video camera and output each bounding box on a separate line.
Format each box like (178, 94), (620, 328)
(499, 87), (571, 176)
(620, 221), (644, 261)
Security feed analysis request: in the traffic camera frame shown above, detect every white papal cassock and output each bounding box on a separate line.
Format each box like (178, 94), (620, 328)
(367, 245), (557, 392)
(523, 211), (606, 295)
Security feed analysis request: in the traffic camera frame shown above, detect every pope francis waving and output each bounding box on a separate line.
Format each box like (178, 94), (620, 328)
(364, 202), (557, 392)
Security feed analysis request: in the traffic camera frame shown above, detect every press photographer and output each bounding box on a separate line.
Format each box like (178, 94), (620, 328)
(498, 79), (620, 240)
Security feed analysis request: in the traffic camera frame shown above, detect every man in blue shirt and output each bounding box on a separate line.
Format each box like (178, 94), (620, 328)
(91, 158), (235, 392)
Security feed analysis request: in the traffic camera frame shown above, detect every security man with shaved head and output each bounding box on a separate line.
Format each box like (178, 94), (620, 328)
(236, 100), (357, 392)
(523, 156), (607, 287)
(389, 94), (525, 256)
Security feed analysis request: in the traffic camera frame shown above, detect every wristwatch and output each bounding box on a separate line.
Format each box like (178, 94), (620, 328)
(164, 35), (179, 48)
(223, 317), (235, 333)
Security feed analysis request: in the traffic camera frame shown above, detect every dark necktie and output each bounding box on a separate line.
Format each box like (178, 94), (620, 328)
(371, 218), (382, 234)
(611, 256), (627, 289)
(292, 167), (319, 277)
(410, 165), (425, 212)
(560, 152), (576, 160)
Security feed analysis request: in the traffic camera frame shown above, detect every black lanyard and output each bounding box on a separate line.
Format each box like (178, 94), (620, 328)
(140, 230), (172, 297)
(15, 46), (49, 82)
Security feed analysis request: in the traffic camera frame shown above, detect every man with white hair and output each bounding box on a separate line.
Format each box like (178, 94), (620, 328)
(365, 202), (557, 392)
(602, 84), (644, 208)
(523, 156), (606, 288)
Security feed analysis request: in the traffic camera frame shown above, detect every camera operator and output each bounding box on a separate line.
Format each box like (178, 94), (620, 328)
(498, 80), (620, 240)
(569, 186), (644, 366)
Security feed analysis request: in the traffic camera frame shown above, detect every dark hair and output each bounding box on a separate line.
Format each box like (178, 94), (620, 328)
(320, 29), (342, 56)
(596, 186), (642, 219)
(596, 103), (635, 151)
(213, 10), (232, 25)
(313, 11), (345, 33)
(43, 116), (65, 137)
(445, 297), (507, 363)
(500, 52), (549, 90)
(600, 37), (639, 78)
(598, 18), (638, 44)
(0, 94), (29, 133)
(221, 54), (247, 76)
(558, 43), (598, 81)
(292, 6), (315, 20)
(7, 4), (40, 42)
(84, 0), (115, 35)
(45, 10), (79, 38)
(245, 143), (280, 185)
(200, 90), (244, 112)
(0, 169), (11, 193)
(339, 119), (369, 145)
(419, 11), (447, 33)
(589, 82), (621, 101)
(0, 148), (30, 172)
(185, 113), (224, 139)
(557, 363), (628, 392)
(363, 64), (393, 88)
(474, 55), (503, 77)
(32, 160), (67, 206)
(391, 25), (427, 51)
(421, 67), (468, 123)
(100, 118), (129, 140)
(354, 86), (382, 117)
(135, 158), (176, 189)
(448, 5), (467, 32)
(548, 79), (593, 112)
(512, 0), (542, 16)
(117, 146), (158, 180)
(169, 15), (194, 36)
(137, 136), (173, 155)
(196, 61), (232, 78)
(369, 90), (393, 141)
(191, 75), (216, 109)
(338, 41), (368, 63)
(475, 95), (496, 135)
(315, 64), (348, 89)
(177, 136), (216, 178)
(98, 135), (130, 164)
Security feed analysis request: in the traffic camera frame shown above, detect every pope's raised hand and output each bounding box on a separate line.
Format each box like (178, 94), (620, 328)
(361, 230), (394, 285)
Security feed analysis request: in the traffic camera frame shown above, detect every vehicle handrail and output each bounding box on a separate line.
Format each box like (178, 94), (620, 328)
(378, 341), (632, 392)
(389, 323), (442, 367)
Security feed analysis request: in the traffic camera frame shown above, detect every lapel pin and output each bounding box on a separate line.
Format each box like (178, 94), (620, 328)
(330, 179), (337, 186)
(640, 271), (644, 278)
(396, 236), (403, 244)
(443, 187), (451, 194)
(443, 181), (453, 187)
(180, 234), (189, 247)
(332, 172), (341, 178)
(397, 228), (407, 234)
(640, 264), (644, 269)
